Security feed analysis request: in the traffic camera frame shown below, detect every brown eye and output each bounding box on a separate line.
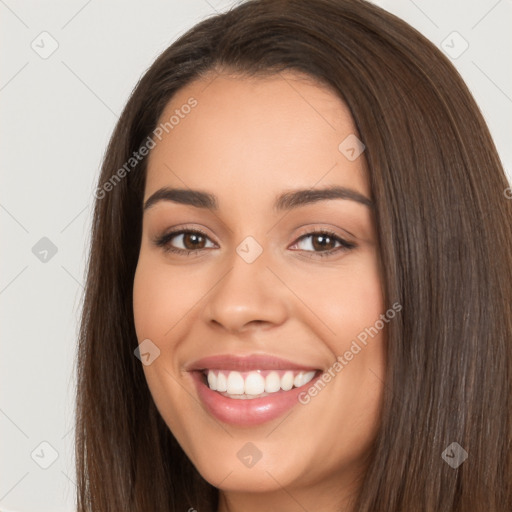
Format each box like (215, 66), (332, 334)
(154, 229), (216, 255)
(290, 230), (356, 257)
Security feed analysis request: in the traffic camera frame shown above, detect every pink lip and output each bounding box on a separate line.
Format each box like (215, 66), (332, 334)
(187, 354), (319, 372)
(187, 354), (322, 427)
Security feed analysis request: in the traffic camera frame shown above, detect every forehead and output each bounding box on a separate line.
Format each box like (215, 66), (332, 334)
(144, 71), (369, 205)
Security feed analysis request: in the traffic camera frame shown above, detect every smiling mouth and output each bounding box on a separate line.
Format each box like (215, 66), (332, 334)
(188, 355), (324, 426)
(200, 369), (319, 399)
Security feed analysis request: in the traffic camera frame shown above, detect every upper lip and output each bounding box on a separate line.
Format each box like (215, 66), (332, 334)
(186, 354), (320, 372)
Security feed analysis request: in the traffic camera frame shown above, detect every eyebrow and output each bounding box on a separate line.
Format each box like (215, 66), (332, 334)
(143, 185), (374, 212)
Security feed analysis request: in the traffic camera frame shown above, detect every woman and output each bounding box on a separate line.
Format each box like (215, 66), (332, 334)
(76, 0), (512, 510)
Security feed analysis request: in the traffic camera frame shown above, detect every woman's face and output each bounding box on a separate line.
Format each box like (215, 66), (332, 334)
(133, 70), (386, 509)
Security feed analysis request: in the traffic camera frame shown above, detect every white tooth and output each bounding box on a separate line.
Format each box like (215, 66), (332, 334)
(293, 371), (304, 388)
(302, 371), (316, 385)
(216, 372), (227, 392)
(226, 371), (245, 395)
(207, 370), (217, 391)
(244, 372), (265, 395)
(265, 371), (281, 393)
(281, 371), (294, 391)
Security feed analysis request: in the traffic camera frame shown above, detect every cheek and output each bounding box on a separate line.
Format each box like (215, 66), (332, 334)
(292, 256), (384, 344)
(132, 257), (202, 339)
(133, 262), (166, 339)
(337, 269), (384, 337)
(291, 254), (386, 421)
(326, 261), (386, 398)
(132, 258), (194, 431)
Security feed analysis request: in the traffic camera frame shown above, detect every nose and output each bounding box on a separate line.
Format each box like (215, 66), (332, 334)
(202, 245), (289, 334)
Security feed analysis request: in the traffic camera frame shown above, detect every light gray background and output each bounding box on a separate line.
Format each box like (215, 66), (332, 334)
(1, 1), (510, 510)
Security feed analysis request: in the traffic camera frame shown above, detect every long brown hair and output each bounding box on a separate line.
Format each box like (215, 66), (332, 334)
(75, 0), (512, 510)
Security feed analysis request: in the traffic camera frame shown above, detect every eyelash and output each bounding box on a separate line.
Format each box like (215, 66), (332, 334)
(154, 227), (356, 258)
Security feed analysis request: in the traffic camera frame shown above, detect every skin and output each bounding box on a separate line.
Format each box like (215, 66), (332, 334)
(132, 70), (387, 512)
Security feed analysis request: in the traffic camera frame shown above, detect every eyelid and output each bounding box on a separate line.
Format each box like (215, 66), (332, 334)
(292, 222), (355, 242)
(154, 224), (217, 243)
(293, 223), (356, 241)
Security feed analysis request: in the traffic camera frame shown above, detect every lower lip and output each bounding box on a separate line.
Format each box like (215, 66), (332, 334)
(190, 371), (321, 427)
